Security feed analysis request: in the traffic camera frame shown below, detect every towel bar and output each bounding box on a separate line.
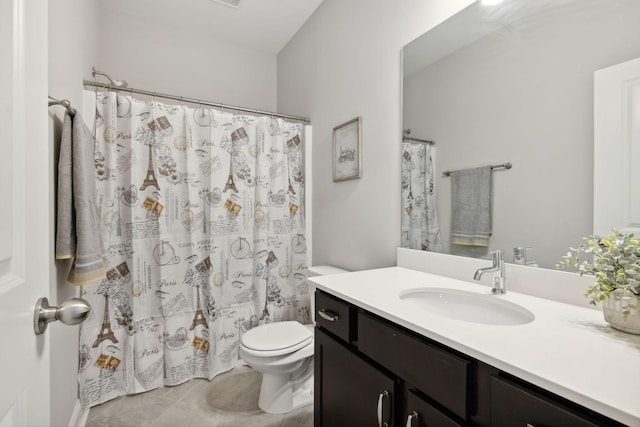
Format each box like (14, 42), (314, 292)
(443, 162), (512, 177)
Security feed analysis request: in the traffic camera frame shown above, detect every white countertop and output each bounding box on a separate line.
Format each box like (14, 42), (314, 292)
(310, 267), (640, 426)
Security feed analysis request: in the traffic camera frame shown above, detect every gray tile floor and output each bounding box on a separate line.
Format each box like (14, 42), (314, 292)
(85, 366), (313, 427)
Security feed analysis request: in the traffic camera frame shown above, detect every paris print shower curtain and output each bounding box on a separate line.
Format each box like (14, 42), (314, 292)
(78, 91), (309, 408)
(401, 141), (442, 252)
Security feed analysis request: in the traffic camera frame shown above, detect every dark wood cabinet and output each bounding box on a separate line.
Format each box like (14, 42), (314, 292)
(358, 311), (470, 420)
(315, 290), (353, 342)
(315, 328), (397, 426)
(405, 389), (465, 427)
(314, 290), (625, 427)
(490, 376), (605, 427)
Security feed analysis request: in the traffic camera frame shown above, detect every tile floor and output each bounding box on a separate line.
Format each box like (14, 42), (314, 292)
(85, 366), (313, 427)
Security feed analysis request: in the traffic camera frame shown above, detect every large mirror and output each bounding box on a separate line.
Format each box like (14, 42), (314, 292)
(401, 0), (640, 269)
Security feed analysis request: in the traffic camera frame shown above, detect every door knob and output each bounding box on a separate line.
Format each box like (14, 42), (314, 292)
(34, 297), (91, 335)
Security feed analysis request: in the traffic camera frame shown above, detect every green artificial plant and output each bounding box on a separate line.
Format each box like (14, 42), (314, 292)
(557, 230), (640, 305)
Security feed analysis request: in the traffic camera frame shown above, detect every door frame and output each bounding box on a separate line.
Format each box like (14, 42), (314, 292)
(594, 56), (640, 235)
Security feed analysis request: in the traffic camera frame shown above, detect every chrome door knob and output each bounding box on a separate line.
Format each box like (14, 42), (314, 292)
(34, 297), (91, 335)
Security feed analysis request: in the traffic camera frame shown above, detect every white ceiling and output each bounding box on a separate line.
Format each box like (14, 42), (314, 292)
(99, 0), (324, 55)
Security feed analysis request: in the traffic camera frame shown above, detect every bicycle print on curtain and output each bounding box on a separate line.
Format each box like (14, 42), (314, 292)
(78, 91), (309, 408)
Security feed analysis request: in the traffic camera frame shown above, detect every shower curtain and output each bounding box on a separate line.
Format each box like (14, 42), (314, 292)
(401, 142), (442, 252)
(78, 91), (309, 408)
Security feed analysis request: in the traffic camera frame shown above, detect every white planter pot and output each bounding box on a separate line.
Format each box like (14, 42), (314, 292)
(603, 291), (640, 335)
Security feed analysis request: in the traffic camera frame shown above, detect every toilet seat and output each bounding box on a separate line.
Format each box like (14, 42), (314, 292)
(241, 321), (313, 357)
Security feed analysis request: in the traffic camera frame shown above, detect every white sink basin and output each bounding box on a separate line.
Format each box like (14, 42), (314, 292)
(399, 288), (535, 326)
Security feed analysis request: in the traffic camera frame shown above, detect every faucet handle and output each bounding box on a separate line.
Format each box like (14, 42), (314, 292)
(489, 249), (504, 261)
(513, 247), (532, 264)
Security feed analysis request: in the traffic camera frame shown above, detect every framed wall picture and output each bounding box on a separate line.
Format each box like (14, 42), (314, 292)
(332, 116), (362, 181)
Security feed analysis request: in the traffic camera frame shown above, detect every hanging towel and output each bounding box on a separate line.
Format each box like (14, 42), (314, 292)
(450, 166), (492, 247)
(56, 112), (107, 285)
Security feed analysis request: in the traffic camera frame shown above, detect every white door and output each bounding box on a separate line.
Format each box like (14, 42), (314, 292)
(594, 57), (640, 235)
(0, 0), (52, 425)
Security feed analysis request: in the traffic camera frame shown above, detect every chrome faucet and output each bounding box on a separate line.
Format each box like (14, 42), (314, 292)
(474, 250), (506, 294)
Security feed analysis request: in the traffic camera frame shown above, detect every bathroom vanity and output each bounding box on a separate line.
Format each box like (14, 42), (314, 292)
(311, 265), (640, 427)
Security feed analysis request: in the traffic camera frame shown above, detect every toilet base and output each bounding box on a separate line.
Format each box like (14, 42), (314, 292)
(257, 357), (314, 414)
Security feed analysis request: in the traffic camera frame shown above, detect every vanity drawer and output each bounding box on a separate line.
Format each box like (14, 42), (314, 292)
(491, 375), (607, 427)
(406, 389), (465, 427)
(358, 311), (470, 419)
(315, 291), (352, 343)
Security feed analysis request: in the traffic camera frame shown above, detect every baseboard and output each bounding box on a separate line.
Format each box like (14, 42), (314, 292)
(68, 400), (87, 427)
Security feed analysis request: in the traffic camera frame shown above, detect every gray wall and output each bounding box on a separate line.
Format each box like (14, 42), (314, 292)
(278, 0), (475, 271)
(403, 0), (640, 268)
(48, 2), (102, 425)
(47, 0), (100, 426)
(97, 9), (277, 111)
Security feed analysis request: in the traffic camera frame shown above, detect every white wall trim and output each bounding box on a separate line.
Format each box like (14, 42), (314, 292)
(304, 125), (313, 266)
(67, 400), (87, 427)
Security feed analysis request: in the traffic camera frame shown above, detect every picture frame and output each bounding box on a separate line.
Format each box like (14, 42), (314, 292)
(332, 116), (362, 182)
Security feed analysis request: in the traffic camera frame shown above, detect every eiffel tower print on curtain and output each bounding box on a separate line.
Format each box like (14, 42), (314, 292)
(93, 294), (118, 347)
(140, 142), (160, 191)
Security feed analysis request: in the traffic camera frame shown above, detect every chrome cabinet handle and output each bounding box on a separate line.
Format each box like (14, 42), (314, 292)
(318, 308), (339, 322)
(34, 297), (91, 335)
(406, 411), (418, 427)
(377, 390), (390, 427)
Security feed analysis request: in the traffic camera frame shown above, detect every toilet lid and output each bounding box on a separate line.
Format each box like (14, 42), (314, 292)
(241, 321), (313, 353)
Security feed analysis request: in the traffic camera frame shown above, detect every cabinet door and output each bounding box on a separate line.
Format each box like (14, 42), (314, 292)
(315, 327), (397, 427)
(358, 311), (470, 419)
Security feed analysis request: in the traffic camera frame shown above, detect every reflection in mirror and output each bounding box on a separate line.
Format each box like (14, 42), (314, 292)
(401, 0), (640, 269)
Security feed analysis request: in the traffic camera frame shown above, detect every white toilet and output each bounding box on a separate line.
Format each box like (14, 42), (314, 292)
(239, 265), (348, 414)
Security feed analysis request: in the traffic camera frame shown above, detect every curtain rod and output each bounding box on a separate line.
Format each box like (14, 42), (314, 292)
(443, 162), (512, 177)
(403, 136), (435, 145)
(83, 80), (311, 124)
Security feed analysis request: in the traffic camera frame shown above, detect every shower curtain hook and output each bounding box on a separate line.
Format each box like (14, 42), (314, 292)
(153, 92), (157, 104)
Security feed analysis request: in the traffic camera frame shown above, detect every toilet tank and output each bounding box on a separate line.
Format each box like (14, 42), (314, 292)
(307, 265), (349, 324)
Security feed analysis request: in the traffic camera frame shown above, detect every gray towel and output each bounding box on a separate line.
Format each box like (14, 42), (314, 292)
(450, 166), (492, 247)
(55, 112), (107, 285)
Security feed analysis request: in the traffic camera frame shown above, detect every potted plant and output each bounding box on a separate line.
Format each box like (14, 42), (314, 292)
(557, 230), (640, 334)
